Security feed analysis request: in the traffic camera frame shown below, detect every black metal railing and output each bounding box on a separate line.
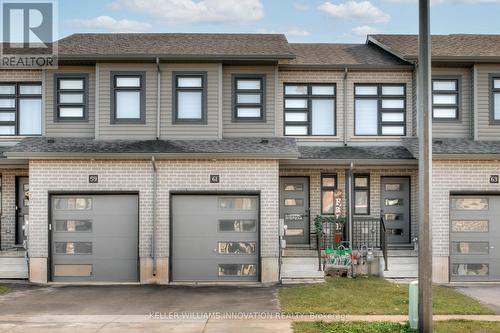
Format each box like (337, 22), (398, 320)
(352, 217), (381, 249)
(380, 216), (388, 271)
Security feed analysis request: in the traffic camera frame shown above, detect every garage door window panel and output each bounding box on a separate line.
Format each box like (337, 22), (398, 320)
(55, 241), (92, 255)
(284, 84), (336, 136)
(451, 198), (489, 210)
(452, 242), (490, 255)
(55, 220), (92, 232)
(218, 264), (257, 277)
(451, 220), (489, 233)
(54, 197), (92, 210)
(217, 241), (256, 254)
(452, 263), (489, 276)
(219, 197), (257, 210)
(218, 220), (257, 232)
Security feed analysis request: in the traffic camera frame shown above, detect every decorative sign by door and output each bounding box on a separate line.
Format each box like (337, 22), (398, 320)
(210, 175), (220, 183)
(334, 190), (344, 217)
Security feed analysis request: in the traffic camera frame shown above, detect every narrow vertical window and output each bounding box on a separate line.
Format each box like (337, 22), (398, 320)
(354, 174), (370, 215)
(284, 84), (336, 136)
(55, 75), (87, 121)
(432, 78), (459, 120)
(112, 72), (145, 123)
(174, 73), (206, 123)
(354, 84), (405, 136)
(491, 77), (500, 123)
(0, 83), (42, 136)
(321, 174), (337, 215)
(234, 76), (265, 121)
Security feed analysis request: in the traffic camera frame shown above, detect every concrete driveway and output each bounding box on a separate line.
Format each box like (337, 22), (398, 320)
(453, 285), (500, 314)
(0, 283), (290, 333)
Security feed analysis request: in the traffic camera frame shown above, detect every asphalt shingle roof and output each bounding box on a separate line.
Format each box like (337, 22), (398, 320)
(281, 43), (409, 67)
(298, 145), (414, 160)
(4, 137), (299, 158)
(369, 34), (500, 61)
(57, 33), (294, 60)
(403, 138), (500, 158)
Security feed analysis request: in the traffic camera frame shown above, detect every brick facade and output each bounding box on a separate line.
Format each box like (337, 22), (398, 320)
(0, 169), (29, 250)
(28, 159), (280, 281)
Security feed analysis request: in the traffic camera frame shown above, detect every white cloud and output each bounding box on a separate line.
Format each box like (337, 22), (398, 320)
(111, 0), (264, 24)
(319, 1), (390, 24)
(293, 3), (309, 11)
(65, 16), (152, 32)
(352, 25), (381, 36)
(286, 28), (310, 37)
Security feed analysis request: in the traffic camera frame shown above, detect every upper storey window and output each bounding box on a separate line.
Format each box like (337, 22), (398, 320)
(284, 84), (336, 136)
(174, 72), (207, 123)
(0, 83), (42, 136)
(233, 75), (265, 121)
(354, 84), (406, 136)
(491, 77), (500, 123)
(432, 78), (459, 120)
(111, 72), (145, 123)
(55, 75), (87, 121)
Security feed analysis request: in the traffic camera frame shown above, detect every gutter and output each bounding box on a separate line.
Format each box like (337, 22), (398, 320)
(343, 68), (348, 146)
(281, 159), (418, 166)
(151, 156), (158, 277)
(156, 57), (161, 140)
(57, 54), (296, 61)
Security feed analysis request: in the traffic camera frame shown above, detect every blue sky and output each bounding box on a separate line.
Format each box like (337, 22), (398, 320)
(58, 0), (500, 43)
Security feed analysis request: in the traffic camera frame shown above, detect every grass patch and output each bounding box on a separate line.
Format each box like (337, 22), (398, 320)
(0, 286), (9, 295)
(293, 321), (500, 333)
(279, 277), (493, 315)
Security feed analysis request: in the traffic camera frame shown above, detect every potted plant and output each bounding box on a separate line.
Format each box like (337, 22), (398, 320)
(314, 215), (347, 247)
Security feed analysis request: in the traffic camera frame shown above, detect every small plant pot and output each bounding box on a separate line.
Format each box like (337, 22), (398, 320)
(334, 231), (343, 245)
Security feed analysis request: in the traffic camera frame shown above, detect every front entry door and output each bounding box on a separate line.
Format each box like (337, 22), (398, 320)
(280, 177), (309, 244)
(380, 177), (411, 245)
(16, 177), (29, 246)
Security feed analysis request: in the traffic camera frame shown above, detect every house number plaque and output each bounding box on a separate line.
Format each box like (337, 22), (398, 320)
(89, 175), (99, 183)
(490, 175), (499, 184)
(210, 175), (220, 183)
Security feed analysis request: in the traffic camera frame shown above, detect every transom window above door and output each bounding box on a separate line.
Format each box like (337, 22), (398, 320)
(354, 84), (406, 136)
(233, 75), (265, 121)
(284, 84), (336, 136)
(0, 82), (42, 136)
(432, 78), (459, 120)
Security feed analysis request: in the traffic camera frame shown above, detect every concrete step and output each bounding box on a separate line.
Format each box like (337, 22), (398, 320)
(381, 256), (418, 278)
(281, 256), (324, 280)
(281, 277), (325, 285)
(282, 249), (317, 257)
(0, 256), (28, 279)
(0, 250), (26, 257)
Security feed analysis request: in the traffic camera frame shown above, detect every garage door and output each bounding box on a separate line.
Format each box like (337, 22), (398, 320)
(450, 195), (500, 281)
(51, 194), (138, 282)
(172, 195), (259, 282)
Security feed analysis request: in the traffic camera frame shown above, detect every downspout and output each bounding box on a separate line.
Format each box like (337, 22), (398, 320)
(156, 57), (161, 140)
(347, 162), (354, 246)
(343, 68), (349, 146)
(151, 156), (158, 277)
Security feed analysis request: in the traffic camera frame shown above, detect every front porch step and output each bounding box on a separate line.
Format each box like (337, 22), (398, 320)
(281, 277), (325, 285)
(381, 256), (418, 278)
(280, 257), (324, 281)
(0, 252), (28, 279)
(282, 248), (317, 258)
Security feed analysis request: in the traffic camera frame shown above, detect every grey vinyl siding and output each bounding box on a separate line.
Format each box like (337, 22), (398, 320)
(476, 64), (500, 140)
(223, 65), (276, 137)
(98, 63), (157, 140)
(160, 63), (219, 139)
(431, 67), (473, 139)
(44, 66), (95, 137)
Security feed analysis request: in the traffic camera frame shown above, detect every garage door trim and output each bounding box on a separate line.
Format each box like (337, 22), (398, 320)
(48, 191), (140, 282)
(169, 191), (261, 283)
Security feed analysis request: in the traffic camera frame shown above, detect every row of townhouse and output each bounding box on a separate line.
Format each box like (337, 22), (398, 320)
(0, 33), (499, 284)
